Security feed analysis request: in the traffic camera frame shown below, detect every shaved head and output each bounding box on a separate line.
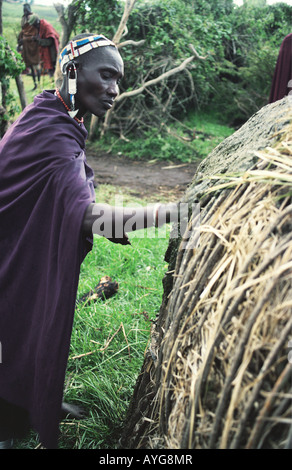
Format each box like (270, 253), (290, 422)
(58, 33), (124, 119)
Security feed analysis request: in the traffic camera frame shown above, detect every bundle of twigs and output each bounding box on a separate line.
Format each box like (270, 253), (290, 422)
(78, 276), (119, 305)
(143, 125), (292, 449)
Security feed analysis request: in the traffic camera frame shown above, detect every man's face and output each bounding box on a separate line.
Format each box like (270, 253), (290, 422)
(76, 47), (124, 118)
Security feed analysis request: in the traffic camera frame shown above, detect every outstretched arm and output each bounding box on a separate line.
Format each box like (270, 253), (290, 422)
(82, 202), (178, 245)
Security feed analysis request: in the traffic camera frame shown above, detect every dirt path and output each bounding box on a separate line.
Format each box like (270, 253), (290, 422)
(86, 152), (199, 201)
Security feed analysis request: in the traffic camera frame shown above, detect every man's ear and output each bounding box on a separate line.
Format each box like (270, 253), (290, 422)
(71, 61), (81, 71)
(62, 60), (80, 75)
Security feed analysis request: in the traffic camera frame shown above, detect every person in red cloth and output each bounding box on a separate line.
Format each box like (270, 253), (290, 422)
(269, 33), (292, 103)
(27, 14), (59, 77)
(17, 5), (41, 90)
(0, 33), (178, 449)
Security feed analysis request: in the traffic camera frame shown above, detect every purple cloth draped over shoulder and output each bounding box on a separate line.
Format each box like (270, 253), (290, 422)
(0, 91), (95, 448)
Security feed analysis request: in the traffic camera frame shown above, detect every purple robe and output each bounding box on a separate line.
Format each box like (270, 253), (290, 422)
(269, 33), (292, 103)
(0, 91), (95, 448)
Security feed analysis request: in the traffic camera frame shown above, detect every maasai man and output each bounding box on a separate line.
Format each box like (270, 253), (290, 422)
(0, 34), (178, 449)
(27, 14), (60, 77)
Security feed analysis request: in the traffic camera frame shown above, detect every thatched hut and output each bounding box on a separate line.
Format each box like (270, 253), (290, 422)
(120, 97), (292, 449)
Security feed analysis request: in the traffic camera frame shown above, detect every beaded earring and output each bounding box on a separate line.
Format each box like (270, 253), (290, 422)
(67, 62), (78, 118)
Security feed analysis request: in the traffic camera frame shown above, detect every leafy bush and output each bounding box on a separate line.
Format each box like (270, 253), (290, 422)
(0, 35), (24, 82)
(213, 2), (292, 124)
(73, 0), (123, 39)
(76, 0), (291, 140)
(0, 36), (25, 132)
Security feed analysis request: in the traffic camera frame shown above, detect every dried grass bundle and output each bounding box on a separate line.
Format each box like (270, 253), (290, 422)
(147, 125), (292, 449)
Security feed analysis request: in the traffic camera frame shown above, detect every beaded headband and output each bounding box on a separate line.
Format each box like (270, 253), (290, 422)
(59, 35), (116, 73)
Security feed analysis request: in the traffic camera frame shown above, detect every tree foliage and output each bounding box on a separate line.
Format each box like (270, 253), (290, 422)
(68, 0), (290, 138)
(0, 35), (24, 135)
(0, 35), (24, 81)
(73, 0), (123, 39)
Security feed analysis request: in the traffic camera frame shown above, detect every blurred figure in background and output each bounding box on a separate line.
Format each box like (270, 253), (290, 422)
(18, 4), (41, 90)
(27, 14), (60, 78)
(20, 3), (33, 27)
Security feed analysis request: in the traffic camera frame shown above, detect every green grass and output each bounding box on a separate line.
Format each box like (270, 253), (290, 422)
(10, 72), (55, 105)
(93, 109), (234, 163)
(14, 186), (171, 449)
(183, 109), (234, 155)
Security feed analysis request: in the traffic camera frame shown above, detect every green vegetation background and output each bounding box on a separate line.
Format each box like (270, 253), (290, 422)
(3, 0), (291, 163)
